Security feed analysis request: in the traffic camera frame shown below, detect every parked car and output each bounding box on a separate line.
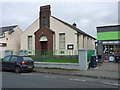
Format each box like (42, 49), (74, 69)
(2, 55), (34, 73)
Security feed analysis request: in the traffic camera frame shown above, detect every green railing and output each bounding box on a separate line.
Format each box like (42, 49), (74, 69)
(29, 50), (78, 63)
(0, 49), (95, 63)
(30, 55), (78, 63)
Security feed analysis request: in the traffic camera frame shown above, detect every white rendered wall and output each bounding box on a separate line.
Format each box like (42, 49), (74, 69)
(5, 26), (22, 51)
(50, 17), (77, 51)
(20, 19), (39, 50)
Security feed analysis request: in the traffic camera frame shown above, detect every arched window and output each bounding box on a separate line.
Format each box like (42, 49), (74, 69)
(39, 36), (48, 41)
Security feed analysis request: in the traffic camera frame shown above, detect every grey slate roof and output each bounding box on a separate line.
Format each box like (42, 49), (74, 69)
(51, 16), (96, 40)
(0, 25), (18, 35)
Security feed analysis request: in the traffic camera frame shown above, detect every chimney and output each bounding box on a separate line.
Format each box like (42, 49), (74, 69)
(73, 23), (76, 27)
(40, 5), (51, 28)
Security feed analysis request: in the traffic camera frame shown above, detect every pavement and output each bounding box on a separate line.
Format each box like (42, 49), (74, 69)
(0, 60), (119, 80)
(34, 62), (120, 80)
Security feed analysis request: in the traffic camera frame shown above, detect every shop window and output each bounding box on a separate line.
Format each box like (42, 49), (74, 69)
(109, 45), (114, 54)
(103, 45), (109, 54)
(103, 45), (120, 55)
(114, 45), (120, 54)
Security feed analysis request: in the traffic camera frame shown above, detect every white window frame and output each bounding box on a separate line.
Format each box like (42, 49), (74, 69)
(28, 35), (32, 50)
(59, 33), (65, 49)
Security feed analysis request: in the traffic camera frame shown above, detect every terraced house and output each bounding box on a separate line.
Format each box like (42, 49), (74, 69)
(0, 25), (22, 58)
(20, 5), (96, 55)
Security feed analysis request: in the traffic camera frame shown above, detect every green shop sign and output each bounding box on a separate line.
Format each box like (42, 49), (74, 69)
(97, 31), (120, 40)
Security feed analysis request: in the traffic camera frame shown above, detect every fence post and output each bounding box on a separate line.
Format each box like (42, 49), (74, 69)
(78, 49), (88, 70)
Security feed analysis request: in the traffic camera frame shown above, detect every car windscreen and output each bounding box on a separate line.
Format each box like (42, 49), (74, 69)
(23, 57), (33, 61)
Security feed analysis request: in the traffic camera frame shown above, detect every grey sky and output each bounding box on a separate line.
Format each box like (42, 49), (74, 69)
(0, 1), (118, 38)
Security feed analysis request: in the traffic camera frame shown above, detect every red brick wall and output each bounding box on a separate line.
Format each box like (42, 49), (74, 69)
(40, 5), (51, 28)
(34, 27), (54, 51)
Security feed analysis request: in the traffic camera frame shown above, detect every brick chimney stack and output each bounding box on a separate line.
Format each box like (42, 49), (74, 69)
(40, 5), (51, 28)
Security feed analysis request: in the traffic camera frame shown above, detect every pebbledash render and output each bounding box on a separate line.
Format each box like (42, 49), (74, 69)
(20, 5), (96, 55)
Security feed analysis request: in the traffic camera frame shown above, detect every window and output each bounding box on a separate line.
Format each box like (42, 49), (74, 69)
(18, 57), (22, 62)
(59, 33), (65, 49)
(83, 35), (85, 48)
(109, 45), (114, 54)
(77, 34), (79, 49)
(23, 57), (33, 61)
(28, 36), (32, 50)
(114, 45), (120, 53)
(103, 45), (109, 54)
(3, 56), (11, 62)
(103, 45), (120, 55)
(43, 17), (47, 25)
(10, 56), (17, 62)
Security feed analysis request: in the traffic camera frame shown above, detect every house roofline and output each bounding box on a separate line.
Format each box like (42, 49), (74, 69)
(51, 16), (96, 40)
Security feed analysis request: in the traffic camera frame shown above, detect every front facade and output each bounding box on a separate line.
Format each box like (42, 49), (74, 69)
(97, 25), (120, 62)
(20, 5), (96, 55)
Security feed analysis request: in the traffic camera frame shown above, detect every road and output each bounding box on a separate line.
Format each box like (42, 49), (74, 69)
(2, 71), (119, 88)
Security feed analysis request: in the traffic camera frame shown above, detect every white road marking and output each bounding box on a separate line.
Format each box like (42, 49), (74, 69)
(20, 73), (34, 75)
(69, 79), (86, 82)
(44, 76), (57, 79)
(103, 82), (120, 86)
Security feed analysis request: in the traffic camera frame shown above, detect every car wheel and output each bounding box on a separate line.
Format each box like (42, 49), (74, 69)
(15, 66), (21, 73)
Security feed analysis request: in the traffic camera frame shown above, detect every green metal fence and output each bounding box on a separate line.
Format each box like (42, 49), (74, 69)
(29, 50), (78, 63)
(30, 55), (78, 63)
(28, 50), (95, 63)
(0, 49), (95, 63)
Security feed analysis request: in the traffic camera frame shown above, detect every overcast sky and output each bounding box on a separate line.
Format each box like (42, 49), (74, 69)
(0, 0), (119, 38)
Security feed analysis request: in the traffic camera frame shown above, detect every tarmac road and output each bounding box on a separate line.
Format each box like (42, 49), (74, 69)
(2, 71), (119, 88)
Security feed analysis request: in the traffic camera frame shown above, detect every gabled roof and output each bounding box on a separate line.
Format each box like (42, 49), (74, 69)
(0, 25), (18, 35)
(51, 16), (96, 40)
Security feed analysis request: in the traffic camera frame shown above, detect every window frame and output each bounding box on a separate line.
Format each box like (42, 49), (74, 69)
(28, 35), (33, 50)
(59, 33), (65, 49)
(3, 56), (11, 62)
(10, 56), (18, 62)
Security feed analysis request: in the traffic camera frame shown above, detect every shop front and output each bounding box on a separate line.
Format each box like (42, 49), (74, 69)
(102, 40), (120, 62)
(97, 25), (120, 63)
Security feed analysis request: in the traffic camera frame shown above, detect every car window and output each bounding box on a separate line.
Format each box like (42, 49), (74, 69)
(10, 56), (18, 62)
(23, 57), (33, 61)
(3, 56), (11, 62)
(18, 57), (22, 61)
(17, 57), (22, 62)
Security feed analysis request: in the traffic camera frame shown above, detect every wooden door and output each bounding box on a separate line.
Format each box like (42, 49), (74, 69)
(40, 41), (48, 55)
